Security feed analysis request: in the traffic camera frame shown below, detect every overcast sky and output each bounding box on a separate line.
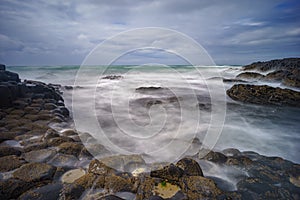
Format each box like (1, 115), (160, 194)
(0, 0), (299, 66)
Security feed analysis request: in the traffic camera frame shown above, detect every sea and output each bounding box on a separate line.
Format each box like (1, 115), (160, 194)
(7, 65), (300, 165)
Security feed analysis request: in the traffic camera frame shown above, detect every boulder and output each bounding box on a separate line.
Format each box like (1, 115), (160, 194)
(176, 157), (203, 176)
(0, 155), (26, 172)
(0, 146), (22, 157)
(227, 84), (300, 106)
(13, 162), (56, 182)
(150, 163), (183, 181)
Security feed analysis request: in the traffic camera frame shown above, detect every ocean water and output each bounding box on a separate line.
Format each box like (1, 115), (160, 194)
(8, 65), (300, 164)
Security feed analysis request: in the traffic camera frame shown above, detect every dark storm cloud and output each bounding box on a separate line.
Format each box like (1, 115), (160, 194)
(0, 0), (299, 65)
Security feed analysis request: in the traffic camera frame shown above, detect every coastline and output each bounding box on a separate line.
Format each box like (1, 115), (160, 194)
(0, 61), (300, 199)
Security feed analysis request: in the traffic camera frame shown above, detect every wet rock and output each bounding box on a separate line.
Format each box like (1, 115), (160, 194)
(61, 168), (86, 183)
(179, 176), (222, 199)
(23, 149), (56, 163)
(203, 151), (228, 164)
(283, 74), (300, 88)
(227, 84), (300, 106)
(0, 178), (33, 199)
(48, 153), (78, 167)
(46, 136), (75, 146)
(0, 155), (26, 172)
(176, 157), (203, 176)
(88, 159), (117, 176)
(104, 173), (135, 193)
(61, 129), (78, 136)
(236, 72), (265, 80)
(264, 69), (289, 81)
(243, 57), (300, 72)
(223, 78), (249, 83)
(102, 75), (123, 80)
(226, 156), (253, 166)
(23, 142), (48, 152)
(42, 128), (60, 140)
(58, 142), (84, 157)
(152, 181), (181, 199)
(60, 184), (85, 200)
(0, 64), (5, 70)
(99, 195), (125, 200)
(13, 162), (56, 182)
(136, 86), (162, 91)
(18, 182), (63, 200)
(0, 146), (22, 157)
(222, 148), (241, 156)
(150, 163), (183, 181)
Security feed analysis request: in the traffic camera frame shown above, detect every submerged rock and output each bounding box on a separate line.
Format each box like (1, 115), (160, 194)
(227, 84), (300, 106)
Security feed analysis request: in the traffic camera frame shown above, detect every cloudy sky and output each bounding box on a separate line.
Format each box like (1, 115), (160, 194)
(0, 0), (299, 66)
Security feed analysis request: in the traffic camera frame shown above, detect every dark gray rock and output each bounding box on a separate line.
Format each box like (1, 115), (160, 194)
(0, 64), (5, 71)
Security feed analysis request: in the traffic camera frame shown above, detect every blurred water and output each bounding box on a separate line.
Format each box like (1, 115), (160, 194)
(7, 65), (300, 163)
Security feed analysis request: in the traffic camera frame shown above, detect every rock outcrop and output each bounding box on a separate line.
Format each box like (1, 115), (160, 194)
(238, 58), (300, 88)
(227, 84), (300, 106)
(227, 58), (300, 106)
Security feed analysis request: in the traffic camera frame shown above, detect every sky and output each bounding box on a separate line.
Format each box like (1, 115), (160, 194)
(0, 0), (299, 66)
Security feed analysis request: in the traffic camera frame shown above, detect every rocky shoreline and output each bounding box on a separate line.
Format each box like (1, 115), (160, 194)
(0, 64), (300, 199)
(226, 58), (300, 107)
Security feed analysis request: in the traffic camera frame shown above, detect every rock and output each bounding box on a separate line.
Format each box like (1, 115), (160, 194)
(236, 72), (265, 80)
(242, 58), (300, 88)
(226, 156), (253, 166)
(23, 142), (48, 152)
(0, 146), (22, 157)
(227, 84), (300, 106)
(0, 64), (5, 70)
(13, 162), (56, 182)
(47, 153), (78, 167)
(136, 86), (162, 91)
(152, 181), (181, 199)
(61, 129), (78, 136)
(58, 142), (84, 157)
(0, 178), (33, 199)
(102, 75), (123, 80)
(176, 157), (203, 176)
(0, 70), (20, 82)
(222, 148), (241, 156)
(46, 136), (75, 146)
(61, 168), (86, 183)
(18, 183), (63, 200)
(264, 69), (289, 81)
(23, 149), (56, 163)
(203, 151), (228, 164)
(283, 74), (300, 88)
(223, 78), (249, 83)
(179, 176), (222, 199)
(150, 163), (183, 181)
(88, 159), (117, 176)
(0, 155), (26, 172)
(243, 57), (300, 72)
(99, 195), (125, 200)
(104, 173), (135, 193)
